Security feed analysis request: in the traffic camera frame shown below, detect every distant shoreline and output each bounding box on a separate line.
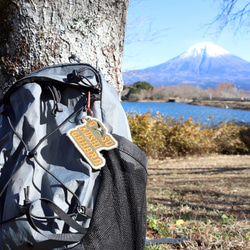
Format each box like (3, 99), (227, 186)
(136, 98), (192, 103)
(123, 99), (250, 111)
(188, 100), (250, 111)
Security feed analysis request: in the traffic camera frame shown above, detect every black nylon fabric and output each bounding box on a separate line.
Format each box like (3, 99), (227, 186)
(72, 134), (148, 250)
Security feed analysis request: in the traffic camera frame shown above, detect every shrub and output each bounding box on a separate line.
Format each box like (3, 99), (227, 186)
(127, 93), (141, 102)
(128, 87), (141, 95)
(127, 112), (249, 158)
(132, 81), (154, 90)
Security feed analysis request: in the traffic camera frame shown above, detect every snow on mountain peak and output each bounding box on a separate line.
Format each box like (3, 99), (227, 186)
(181, 42), (230, 58)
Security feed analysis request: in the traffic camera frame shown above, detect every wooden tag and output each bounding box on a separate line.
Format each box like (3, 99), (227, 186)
(67, 116), (118, 170)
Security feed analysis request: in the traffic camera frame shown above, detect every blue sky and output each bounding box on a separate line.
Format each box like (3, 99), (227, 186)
(122, 0), (250, 71)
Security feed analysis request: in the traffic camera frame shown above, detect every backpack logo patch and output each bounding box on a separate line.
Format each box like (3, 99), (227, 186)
(67, 116), (118, 170)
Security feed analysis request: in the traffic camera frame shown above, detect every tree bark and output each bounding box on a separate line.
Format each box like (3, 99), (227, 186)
(0, 0), (129, 96)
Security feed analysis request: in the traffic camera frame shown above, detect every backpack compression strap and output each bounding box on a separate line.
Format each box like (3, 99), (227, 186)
(26, 198), (89, 242)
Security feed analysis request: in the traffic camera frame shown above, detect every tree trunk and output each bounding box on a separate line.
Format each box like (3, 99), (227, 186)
(0, 0), (129, 97)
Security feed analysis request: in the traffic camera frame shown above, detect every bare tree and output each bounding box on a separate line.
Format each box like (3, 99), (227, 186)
(214, 0), (250, 33)
(0, 0), (129, 96)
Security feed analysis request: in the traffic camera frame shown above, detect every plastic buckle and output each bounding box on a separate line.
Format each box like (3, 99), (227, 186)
(77, 206), (93, 219)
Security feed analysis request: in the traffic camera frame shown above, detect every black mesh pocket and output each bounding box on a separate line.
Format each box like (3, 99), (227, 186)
(78, 134), (148, 250)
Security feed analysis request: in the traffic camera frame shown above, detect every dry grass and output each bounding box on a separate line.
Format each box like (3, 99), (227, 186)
(146, 154), (250, 250)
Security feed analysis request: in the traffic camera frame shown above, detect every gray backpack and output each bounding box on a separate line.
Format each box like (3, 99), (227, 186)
(0, 63), (147, 249)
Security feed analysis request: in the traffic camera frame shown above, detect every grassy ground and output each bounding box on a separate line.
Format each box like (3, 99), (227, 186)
(146, 154), (250, 250)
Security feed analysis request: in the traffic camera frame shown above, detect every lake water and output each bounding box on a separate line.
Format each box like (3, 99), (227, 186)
(121, 102), (250, 126)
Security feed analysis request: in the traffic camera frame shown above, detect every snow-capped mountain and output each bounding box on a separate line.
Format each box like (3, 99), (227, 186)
(182, 42), (230, 58)
(123, 42), (250, 90)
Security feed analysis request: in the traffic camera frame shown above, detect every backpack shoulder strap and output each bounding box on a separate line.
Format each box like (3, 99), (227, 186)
(2, 63), (102, 104)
